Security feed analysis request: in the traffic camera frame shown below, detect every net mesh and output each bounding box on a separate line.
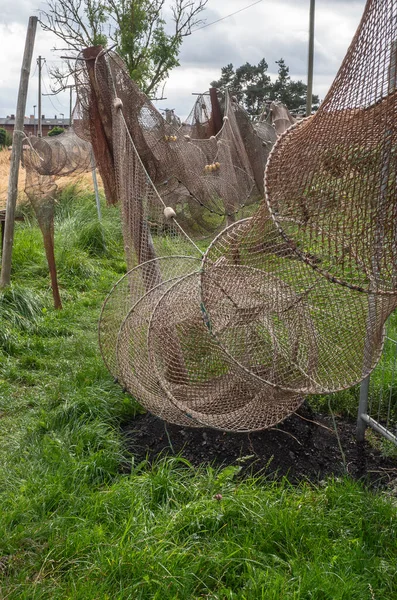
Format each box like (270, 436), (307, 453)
(23, 130), (94, 308)
(80, 0), (397, 431)
(265, 0), (397, 295)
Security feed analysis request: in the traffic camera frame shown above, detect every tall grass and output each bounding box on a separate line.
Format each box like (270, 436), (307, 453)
(0, 184), (396, 598)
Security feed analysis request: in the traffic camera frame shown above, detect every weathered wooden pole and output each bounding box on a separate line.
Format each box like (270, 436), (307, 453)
(306, 0), (315, 117)
(209, 87), (223, 135)
(81, 46), (118, 206)
(1, 16), (38, 288)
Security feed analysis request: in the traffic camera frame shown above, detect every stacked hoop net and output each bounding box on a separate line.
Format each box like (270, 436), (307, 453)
(77, 0), (397, 431)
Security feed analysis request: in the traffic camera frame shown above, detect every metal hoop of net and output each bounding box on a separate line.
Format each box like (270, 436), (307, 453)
(78, 0), (397, 432)
(264, 0), (397, 295)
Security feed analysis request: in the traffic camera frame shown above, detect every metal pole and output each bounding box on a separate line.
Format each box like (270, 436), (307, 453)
(306, 0), (315, 117)
(33, 104), (36, 135)
(69, 86), (73, 126)
(91, 150), (102, 222)
(37, 55), (43, 137)
(0, 16), (38, 288)
(357, 374), (370, 442)
(360, 413), (397, 446)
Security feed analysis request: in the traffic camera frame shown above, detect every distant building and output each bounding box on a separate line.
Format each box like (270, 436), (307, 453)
(0, 115), (70, 137)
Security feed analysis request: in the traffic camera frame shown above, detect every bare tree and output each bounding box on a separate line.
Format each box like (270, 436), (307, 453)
(39, 0), (207, 95)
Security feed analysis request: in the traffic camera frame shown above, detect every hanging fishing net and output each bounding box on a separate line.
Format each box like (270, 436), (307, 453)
(265, 1), (397, 295)
(74, 50), (272, 244)
(77, 0), (397, 431)
(23, 129), (94, 308)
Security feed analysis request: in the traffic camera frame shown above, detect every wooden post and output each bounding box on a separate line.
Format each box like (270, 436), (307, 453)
(70, 86), (73, 126)
(82, 46), (118, 206)
(1, 16), (37, 288)
(210, 88), (223, 135)
(43, 230), (62, 310)
(306, 0), (315, 117)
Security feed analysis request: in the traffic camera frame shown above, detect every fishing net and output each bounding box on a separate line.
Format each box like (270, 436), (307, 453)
(265, 0), (397, 295)
(23, 129), (93, 308)
(201, 210), (395, 395)
(74, 51), (271, 243)
(82, 0), (397, 431)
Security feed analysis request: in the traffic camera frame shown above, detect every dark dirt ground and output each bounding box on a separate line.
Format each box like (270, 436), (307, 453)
(122, 403), (397, 487)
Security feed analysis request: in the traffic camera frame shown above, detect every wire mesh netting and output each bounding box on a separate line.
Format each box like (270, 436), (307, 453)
(76, 0), (397, 432)
(265, 1), (397, 295)
(23, 129), (94, 308)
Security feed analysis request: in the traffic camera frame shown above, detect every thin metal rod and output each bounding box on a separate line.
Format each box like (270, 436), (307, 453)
(356, 40), (397, 443)
(91, 151), (102, 221)
(357, 375), (370, 442)
(38, 55), (44, 137)
(70, 86), (73, 126)
(0, 16), (37, 288)
(360, 413), (397, 446)
(306, 0), (315, 117)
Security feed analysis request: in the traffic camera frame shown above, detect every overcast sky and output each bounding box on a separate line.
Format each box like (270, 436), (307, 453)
(0, 0), (366, 121)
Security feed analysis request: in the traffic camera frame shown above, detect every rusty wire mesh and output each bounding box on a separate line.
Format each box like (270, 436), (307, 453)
(201, 211), (395, 395)
(84, 0), (397, 431)
(265, 1), (397, 295)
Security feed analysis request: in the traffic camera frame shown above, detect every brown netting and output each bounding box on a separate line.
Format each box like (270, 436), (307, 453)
(201, 211), (396, 395)
(85, 0), (397, 432)
(23, 129), (93, 308)
(181, 93), (214, 139)
(265, 0), (397, 295)
(74, 52), (270, 242)
(99, 256), (201, 380)
(146, 271), (303, 431)
(265, 101), (296, 136)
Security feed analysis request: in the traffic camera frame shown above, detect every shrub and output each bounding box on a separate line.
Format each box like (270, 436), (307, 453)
(48, 126), (65, 137)
(0, 127), (12, 147)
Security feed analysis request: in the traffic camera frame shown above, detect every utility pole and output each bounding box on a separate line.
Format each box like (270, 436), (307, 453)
(37, 55), (45, 136)
(1, 16), (38, 288)
(33, 104), (36, 135)
(306, 0), (315, 117)
(43, 83), (75, 128)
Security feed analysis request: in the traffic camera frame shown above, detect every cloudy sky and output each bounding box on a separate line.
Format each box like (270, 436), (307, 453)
(0, 0), (366, 121)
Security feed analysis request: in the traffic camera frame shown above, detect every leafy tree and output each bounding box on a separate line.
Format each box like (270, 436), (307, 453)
(270, 58), (319, 110)
(39, 0), (208, 96)
(211, 58), (319, 116)
(48, 126), (65, 136)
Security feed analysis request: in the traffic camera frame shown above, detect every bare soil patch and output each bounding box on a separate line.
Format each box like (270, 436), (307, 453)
(122, 403), (397, 486)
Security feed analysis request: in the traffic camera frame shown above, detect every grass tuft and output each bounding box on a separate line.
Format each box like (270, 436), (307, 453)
(76, 220), (108, 256)
(0, 284), (44, 330)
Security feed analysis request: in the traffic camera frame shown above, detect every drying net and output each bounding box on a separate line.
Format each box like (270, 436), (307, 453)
(80, 0), (397, 431)
(265, 1), (397, 295)
(74, 50), (273, 244)
(23, 130), (93, 308)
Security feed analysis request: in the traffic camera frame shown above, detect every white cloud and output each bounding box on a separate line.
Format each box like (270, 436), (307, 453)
(0, 0), (366, 119)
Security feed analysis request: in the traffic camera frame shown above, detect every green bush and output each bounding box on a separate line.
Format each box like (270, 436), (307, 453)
(48, 126), (65, 137)
(0, 127), (12, 147)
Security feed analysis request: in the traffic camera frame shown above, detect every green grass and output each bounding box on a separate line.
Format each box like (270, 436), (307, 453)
(0, 185), (397, 598)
